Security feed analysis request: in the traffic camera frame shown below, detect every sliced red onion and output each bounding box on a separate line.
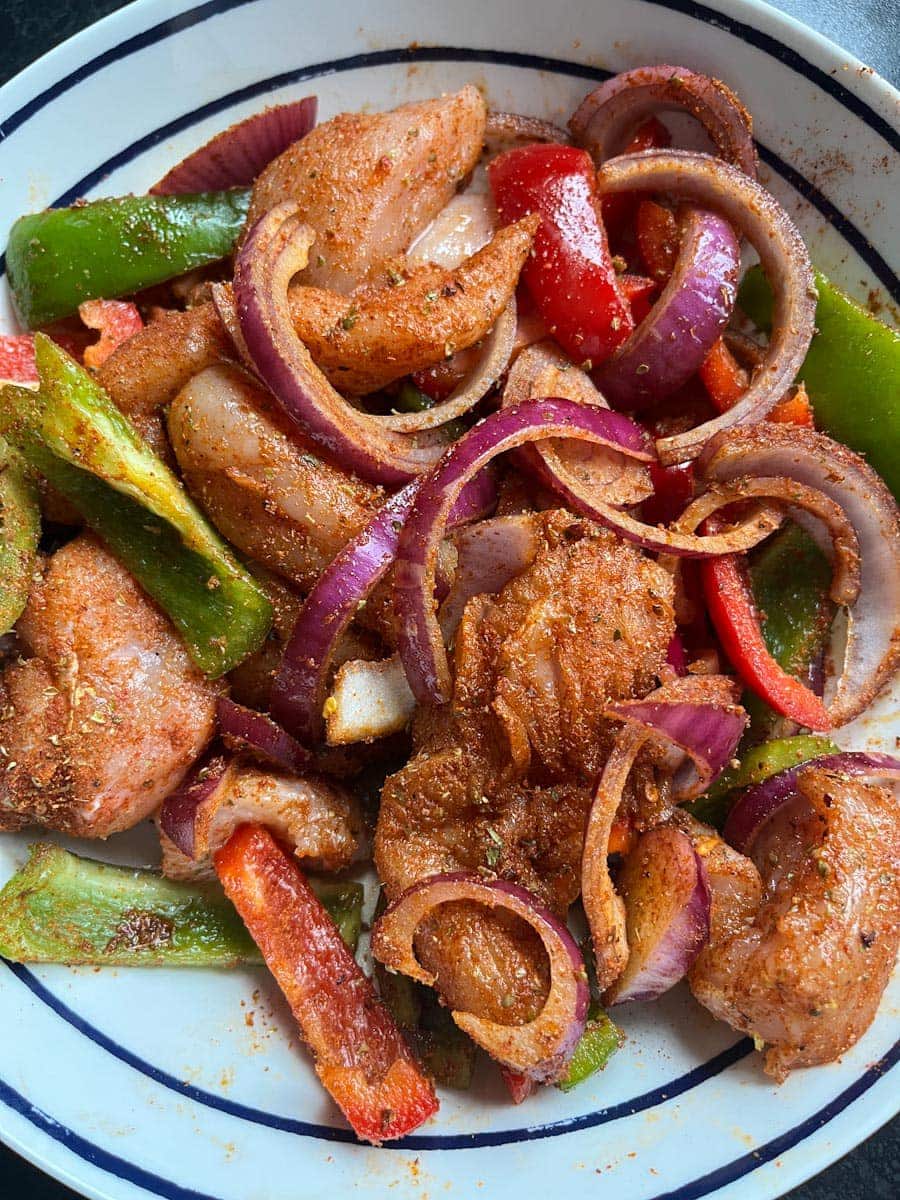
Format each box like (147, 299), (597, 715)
(211, 281), (259, 377)
(234, 203), (446, 485)
(371, 872), (589, 1082)
(378, 301), (517, 432)
(582, 725), (646, 992)
(700, 424), (900, 726)
(217, 698), (312, 774)
(503, 341), (652, 508)
(605, 826), (711, 1005)
(271, 472), (496, 744)
(500, 1068), (538, 1104)
(158, 751), (233, 858)
(592, 150), (816, 464)
(326, 513), (542, 745)
(666, 633), (688, 676)
(594, 206), (740, 409)
(723, 751), (900, 854)
(394, 399), (777, 706)
(605, 674), (747, 801)
(151, 97), (317, 194)
(485, 110), (571, 151)
(569, 66), (757, 178)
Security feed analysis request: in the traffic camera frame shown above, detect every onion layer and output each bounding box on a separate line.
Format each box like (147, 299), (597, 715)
(158, 751), (232, 859)
(151, 97), (317, 194)
(485, 110), (571, 151)
(593, 150), (816, 464)
(699, 424), (900, 727)
(724, 751), (900, 854)
(569, 66), (757, 178)
(217, 698), (312, 774)
(594, 206), (740, 409)
(371, 872), (589, 1082)
(605, 674), (747, 801)
(234, 203), (445, 484)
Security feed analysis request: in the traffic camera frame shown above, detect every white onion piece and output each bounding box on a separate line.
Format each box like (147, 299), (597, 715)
(406, 192), (496, 268)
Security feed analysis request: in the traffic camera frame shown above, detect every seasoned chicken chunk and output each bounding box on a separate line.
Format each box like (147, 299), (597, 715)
(0, 535), (219, 837)
(689, 769), (900, 1080)
(375, 511), (675, 1023)
(247, 87), (488, 292)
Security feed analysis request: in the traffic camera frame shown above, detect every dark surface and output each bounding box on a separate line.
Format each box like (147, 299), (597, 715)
(0, 0), (897, 1197)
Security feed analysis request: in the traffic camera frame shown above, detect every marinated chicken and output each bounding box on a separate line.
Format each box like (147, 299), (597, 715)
(247, 86), (488, 291)
(0, 535), (219, 837)
(688, 769), (900, 1079)
(376, 511), (675, 1023)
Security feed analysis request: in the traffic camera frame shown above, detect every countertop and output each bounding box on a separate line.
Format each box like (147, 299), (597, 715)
(0, 0), (897, 1196)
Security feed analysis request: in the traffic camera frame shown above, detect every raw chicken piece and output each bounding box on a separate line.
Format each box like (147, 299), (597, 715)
(375, 511), (674, 1023)
(0, 535), (219, 837)
(688, 769), (900, 1079)
(247, 86), (488, 292)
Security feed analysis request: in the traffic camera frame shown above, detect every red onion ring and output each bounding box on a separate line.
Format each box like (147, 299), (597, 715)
(605, 826), (711, 1005)
(158, 751), (233, 859)
(605, 674), (747, 801)
(485, 110), (571, 151)
(234, 203), (446, 485)
(271, 471), (496, 744)
(394, 399), (781, 705)
(699, 424), (900, 727)
(152, 97), (317, 194)
(371, 872), (589, 1082)
(723, 751), (900, 854)
(217, 698), (313, 774)
(569, 66), (757, 178)
(594, 206), (740, 409)
(593, 151), (816, 464)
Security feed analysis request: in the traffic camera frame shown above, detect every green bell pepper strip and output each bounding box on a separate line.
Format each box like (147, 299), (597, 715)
(685, 734), (838, 828)
(6, 189), (251, 328)
(739, 265), (900, 499)
(557, 1001), (623, 1092)
(0, 337), (272, 676)
(394, 381), (436, 413)
(0, 436), (40, 635)
(0, 842), (363, 966)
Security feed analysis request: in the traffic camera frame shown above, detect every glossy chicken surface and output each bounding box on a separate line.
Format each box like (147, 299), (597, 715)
(689, 769), (900, 1079)
(0, 536), (219, 837)
(247, 86), (488, 292)
(376, 510), (675, 1023)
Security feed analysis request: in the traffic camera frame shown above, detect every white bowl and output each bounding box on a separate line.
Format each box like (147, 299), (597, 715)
(0, 3), (897, 1199)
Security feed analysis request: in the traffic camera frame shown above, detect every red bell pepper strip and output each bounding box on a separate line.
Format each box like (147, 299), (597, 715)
(500, 1066), (537, 1105)
(0, 335), (38, 385)
(636, 198), (678, 280)
(642, 459), (694, 526)
(214, 824), (438, 1143)
(489, 144), (633, 366)
(698, 338), (748, 413)
(700, 524), (832, 732)
(619, 273), (657, 326)
(601, 117), (672, 237)
(768, 382), (815, 427)
(79, 300), (143, 369)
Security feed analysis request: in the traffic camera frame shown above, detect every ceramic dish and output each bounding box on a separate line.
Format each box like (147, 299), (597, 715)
(0, 1), (897, 1198)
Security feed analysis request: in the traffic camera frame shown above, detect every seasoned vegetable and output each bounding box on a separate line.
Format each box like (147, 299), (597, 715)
(0, 437), (39, 634)
(0, 842), (362, 965)
(0, 337), (272, 675)
(558, 1002), (623, 1092)
(739, 265), (900, 498)
(6, 189), (251, 328)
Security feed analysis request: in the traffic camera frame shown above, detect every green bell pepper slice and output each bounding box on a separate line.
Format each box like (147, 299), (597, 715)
(0, 337), (272, 676)
(557, 1001), (623, 1092)
(6, 189), (251, 328)
(739, 265), (900, 499)
(0, 436), (40, 635)
(0, 843), (362, 966)
(686, 734), (838, 828)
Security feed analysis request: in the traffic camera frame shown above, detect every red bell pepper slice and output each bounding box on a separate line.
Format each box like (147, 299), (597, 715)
(636, 198), (679, 281)
(768, 382), (815, 427)
(489, 144), (633, 366)
(619, 273), (657, 326)
(79, 300), (143, 369)
(697, 338), (749, 413)
(700, 532), (832, 732)
(215, 824), (438, 1143)
(0, 335), (38, 385)
(500, 1066), (537, 1105)
(601, 117), (672, 238)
